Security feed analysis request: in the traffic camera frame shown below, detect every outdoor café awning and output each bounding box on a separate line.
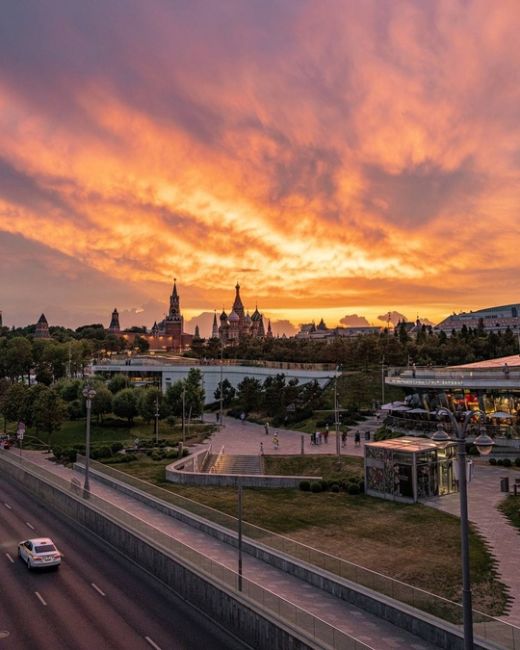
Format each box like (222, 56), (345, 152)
(407, 408), (429, 414)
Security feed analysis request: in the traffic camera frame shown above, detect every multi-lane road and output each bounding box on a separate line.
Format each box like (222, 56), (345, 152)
(0, 475), (247, 650)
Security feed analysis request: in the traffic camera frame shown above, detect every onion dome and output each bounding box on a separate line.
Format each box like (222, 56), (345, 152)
(228, 310), (240, 322)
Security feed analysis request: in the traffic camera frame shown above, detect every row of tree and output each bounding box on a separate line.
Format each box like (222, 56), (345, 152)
(191, 323), (520, 369)
(0, 369), (206, 444)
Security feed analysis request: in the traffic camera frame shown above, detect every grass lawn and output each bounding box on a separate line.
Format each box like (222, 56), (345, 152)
(109, 454), (509, 616)
(17, 416), (214, 451)
(264, 455), (364, 482)
(498, 496), (520, 530)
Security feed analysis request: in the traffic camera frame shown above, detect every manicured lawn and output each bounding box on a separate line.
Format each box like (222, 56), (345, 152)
(110, 455), (509, 616)
(498, 495), (520, 530)
(264, 455), (364, 482)
(18, 416), (214, 450)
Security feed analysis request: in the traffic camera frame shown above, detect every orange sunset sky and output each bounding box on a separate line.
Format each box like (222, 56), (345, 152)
(1, 0), (519, 336)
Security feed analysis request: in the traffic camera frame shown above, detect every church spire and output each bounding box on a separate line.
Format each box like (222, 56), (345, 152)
(232, 281), (244, 318)
(212, 311), (219, 338)
(109, 308), (120, 334)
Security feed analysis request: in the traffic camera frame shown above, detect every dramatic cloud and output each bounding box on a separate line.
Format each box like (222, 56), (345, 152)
(377, 311), (408, 327)
(339, 314), (370, 327)
(1, 0), (519, 328)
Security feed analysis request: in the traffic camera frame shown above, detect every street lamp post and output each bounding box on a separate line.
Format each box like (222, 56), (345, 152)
(154, 395), (160, 445)
(334, 366), (341, 457)
(237, 484), (243, 591)
(432, 408), (494, 650)
(219, 342), (224, 428)
(82, 385), (97, 496)
(182, 383), (186, 444)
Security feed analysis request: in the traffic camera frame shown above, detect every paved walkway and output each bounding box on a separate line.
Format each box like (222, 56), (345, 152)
(426, 463), (520, 627)
(15, 449), (434, 650)
(209, 414), (379, 457)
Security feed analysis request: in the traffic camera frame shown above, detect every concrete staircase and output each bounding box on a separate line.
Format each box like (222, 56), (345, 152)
(209, 454), (263, 475)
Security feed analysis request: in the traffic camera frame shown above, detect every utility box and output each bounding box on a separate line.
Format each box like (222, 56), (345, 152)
(500, 477), (510, 493)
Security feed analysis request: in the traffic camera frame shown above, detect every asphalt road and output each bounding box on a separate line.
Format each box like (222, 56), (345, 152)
(0, 475), (248, 650)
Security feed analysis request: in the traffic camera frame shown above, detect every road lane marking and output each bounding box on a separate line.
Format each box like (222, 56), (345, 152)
(145, 637), (162, 650)
(91, 583), (106, 597)
(35, 592), (47, 606)
(25, 522), (35, 530)
(5, 553), (14, 564)
(4, 503), (12, 510)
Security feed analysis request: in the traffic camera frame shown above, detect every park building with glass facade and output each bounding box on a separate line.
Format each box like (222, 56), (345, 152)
(365, 437), (459, 503)
(384, 355), (520, 446)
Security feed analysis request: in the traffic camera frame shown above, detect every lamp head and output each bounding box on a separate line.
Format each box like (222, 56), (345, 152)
(432, 423), (451, 450)
(474, 432), (495, 456)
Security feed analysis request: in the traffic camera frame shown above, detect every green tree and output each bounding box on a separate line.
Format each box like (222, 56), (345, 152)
(108, 374), (128, 394)
(1, 382), (28, 424)
(91, 386), (113, 423)
(137, 387), (162, 423)
(236, 377), (262, 413)
(214, 378), (235, 407)
(184, 369), (205, 418)
(112, 388), (138, 425)
(5, 337), (32, 382)
(33, 388), (67, 447)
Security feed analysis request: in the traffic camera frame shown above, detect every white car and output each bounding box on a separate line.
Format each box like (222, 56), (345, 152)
(18, 538), (62, 570)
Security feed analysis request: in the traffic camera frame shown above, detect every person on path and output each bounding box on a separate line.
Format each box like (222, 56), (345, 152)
(265, 422), (269, 436)
(240, 412), (245, 425)
(272, 433), (279, 450)
(324, 426), (329, 444)
(341, 431), (347, 447)
(311, 432), (316, 446)
(260, 442), (264, 456)
(216, 412), (220, 424)
(354, 431), (361, 447)
(316, 431), (321, 445)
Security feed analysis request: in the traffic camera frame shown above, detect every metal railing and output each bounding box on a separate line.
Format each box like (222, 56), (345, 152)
(0, 452), (373, 650)
(76, 457), (520, 648)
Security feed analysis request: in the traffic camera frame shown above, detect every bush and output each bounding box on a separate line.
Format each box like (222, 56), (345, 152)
(320, 479), (329, 492)
(91, 446), (112, 460)
(310, 481), (323, 493)
(111, 442), (124, 454)
(489, 457), (497, 465)
(515, 458), (520, 467)
(166, 450), (180, 459)
(299, 480), (311, 492)
(497, 458), (505, 466)
(182, 448), (190, 457)
(347, 483), (361, 495)
(358, 480), (365, 493)
(151, 450), (165, 461)
(330, 484), (340, 493)
(67, 399), (83, 420)
(503, 458), (512, 468)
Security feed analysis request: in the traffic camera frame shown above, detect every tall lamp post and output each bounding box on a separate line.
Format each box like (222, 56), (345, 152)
(432, 408), (494, 650)
(219, 341), (224, 428)
(82, 385), (97, 496)
(334, 366), (341, 457)
(154, 395), (160, 445)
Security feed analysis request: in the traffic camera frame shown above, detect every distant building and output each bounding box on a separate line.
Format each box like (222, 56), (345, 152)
(34, 313), (51, 339)
(218, 283), (266, 344)
(436, 303), (520, 334)
(296, 322), (381, 341)
(110, 279), (193, 353)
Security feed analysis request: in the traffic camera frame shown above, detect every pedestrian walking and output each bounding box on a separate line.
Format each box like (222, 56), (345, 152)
(316, 431), (321, 445)
(354, 431), (361, 447)
(216, 412), (220, 423)
(240, 412), (245, 425)
(311, 432), (316, 446)
(324, 426), (329, 444)
(272, 433), (279, 450)
(264, 422), (269, 436)
(341, 431), (347, 447)
(260, 442), (264, 456)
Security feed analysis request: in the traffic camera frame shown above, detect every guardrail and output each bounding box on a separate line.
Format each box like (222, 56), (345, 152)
(0, 452), (374, 650)
(78, 456), (520, 650)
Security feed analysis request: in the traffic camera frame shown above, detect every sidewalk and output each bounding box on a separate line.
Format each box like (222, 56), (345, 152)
(209, 414), (379, 457)
(20, 449), (434, 650)
(426, 463), (520, 627)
